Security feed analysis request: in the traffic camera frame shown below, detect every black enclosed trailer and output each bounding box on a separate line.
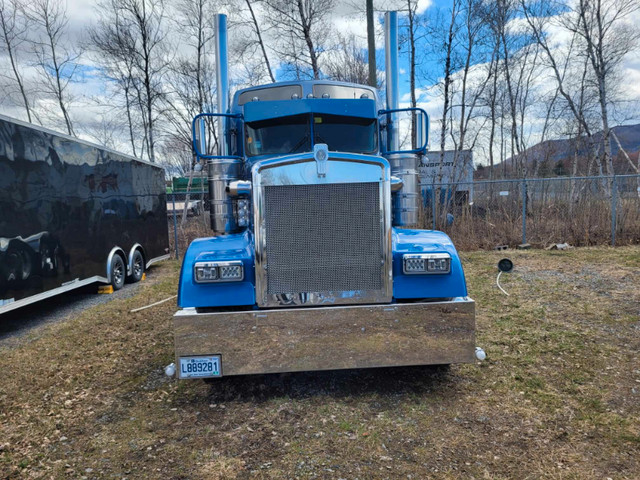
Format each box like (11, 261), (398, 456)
(0, 114), (169, 314)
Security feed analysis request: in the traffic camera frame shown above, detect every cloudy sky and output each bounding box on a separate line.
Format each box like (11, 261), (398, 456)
(1, 0), (639, 162)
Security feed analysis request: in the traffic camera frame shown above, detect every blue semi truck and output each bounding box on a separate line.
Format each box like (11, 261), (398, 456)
(172, 12), (476, 379)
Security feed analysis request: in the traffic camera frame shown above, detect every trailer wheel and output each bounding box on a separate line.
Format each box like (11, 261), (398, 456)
(129, 250), (145, 283)
(110, 254), (125, 290)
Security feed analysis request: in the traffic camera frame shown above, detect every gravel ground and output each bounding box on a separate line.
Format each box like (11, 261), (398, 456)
(0, 266), (162, 349)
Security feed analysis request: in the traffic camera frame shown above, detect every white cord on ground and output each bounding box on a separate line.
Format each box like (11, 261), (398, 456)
(496, 271), (510, 296)
(130, 295), (177, 313)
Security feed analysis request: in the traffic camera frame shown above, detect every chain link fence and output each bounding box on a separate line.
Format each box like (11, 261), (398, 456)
(422, 175), (640, 250)
(168, 175), (640, 257)
(167, 191), (210, 258)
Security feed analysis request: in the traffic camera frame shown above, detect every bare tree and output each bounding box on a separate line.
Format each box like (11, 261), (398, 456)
(160, 134), (191, 176)
(82, 112), (124, 149)
(495, 0), (526, 172)
(89, 3), (145, 158)
(432, 0), (461, 177)
(163, 0), (217, 150)
(512, 42), (542, 176)
(91, 0), (169, 163)
(263, 0), (334, 79)
(523, 0), (602, 181)
(229, 0), (276, 86)
(452, 0), (492, 162)
(0, 0), (33, 122)
(523, 0), (639, 183)
(323, 34), (369, 84)
(422, 0), (493, 184)
(572, 0), (640, 176)
(241, 0), (275, 83)
(483, 38), (500, 177)
(26, 0), (79, 135)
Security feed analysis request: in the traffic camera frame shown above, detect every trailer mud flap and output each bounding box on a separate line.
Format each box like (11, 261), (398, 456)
(173, 298), (475, 378)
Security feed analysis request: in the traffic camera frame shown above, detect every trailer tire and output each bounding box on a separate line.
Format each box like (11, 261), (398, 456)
(110, 254), (125, 290)
(129, 250), (145, 283)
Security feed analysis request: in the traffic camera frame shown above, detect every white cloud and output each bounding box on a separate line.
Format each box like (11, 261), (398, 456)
(2, 0), (638, 166)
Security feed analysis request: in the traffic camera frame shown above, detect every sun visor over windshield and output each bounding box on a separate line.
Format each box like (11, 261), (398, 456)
(243, 98), (377, 123)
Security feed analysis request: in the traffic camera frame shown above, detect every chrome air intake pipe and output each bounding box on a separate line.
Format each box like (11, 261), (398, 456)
(384, 11), (419, 227)
(388, 153), (419, 226)
(209, 13), (241, 234)
(208, 157), (241, 234)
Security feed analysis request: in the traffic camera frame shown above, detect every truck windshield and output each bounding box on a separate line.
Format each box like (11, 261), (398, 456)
(245, 114), (310, 157)
(313, 114), (377, 154)
(245, 113), (378, 157)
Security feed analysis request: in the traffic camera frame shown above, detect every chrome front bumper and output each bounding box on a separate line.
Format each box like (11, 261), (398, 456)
(173, 298), (475, 378)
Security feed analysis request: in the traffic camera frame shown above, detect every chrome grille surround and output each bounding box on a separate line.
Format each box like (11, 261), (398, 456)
(252, 153), (392, 308)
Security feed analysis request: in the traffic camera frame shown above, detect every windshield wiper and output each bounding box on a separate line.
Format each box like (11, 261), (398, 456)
(288, 134), (309, 153)
(314, 134), (329, 145)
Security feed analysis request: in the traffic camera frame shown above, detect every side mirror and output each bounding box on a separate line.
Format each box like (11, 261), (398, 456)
(193, 115), (214, 158)
(378, 107), (429, 155)
(192, 112), (243, 160)
(414, 109), (428, 153)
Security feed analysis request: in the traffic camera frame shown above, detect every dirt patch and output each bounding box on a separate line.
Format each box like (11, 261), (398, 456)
(0, 248), (639, 479)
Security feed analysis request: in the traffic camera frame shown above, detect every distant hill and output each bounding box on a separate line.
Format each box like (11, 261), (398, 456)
(477, 123), (640, 178)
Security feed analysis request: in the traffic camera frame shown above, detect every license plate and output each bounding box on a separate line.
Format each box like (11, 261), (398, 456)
(178, 355), (221, 379)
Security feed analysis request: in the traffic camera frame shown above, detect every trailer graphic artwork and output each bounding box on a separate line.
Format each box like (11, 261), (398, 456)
(0, 114), (169, 312)
(171, 12), (477, 378)
(419, 149), (474, 205)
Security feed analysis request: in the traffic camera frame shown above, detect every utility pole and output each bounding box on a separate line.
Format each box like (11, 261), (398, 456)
(366, 0), (376, 87)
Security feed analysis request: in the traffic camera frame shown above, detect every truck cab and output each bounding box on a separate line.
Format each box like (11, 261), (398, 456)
(172, 13), (475, 379)
(234, 82), (378, 159)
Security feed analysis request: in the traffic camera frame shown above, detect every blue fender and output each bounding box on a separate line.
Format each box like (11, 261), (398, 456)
(179, 228), (467, 308)
(392, 228), (468, 299)
(178, 231), (256, 308)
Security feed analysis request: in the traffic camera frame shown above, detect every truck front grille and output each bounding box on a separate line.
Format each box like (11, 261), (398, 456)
(264, 182), (382, 295)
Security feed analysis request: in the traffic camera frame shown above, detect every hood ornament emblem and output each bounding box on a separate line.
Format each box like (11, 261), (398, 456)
(314, 143), (328, 178)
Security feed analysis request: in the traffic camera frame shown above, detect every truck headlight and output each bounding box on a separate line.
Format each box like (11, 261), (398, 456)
(402, 253), (451, 275)
(194, 261), (244, 283)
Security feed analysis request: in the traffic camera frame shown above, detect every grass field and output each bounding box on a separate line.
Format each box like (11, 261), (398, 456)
(1, 247), (639, 479)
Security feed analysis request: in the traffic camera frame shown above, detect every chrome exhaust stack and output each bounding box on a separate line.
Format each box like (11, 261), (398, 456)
(384, 11), (419, 227)
(209, 13), (241, 234)
(384, 11), (400, 153)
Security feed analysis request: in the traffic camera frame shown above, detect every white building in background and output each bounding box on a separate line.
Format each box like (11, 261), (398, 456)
(418, 149), (474, 205)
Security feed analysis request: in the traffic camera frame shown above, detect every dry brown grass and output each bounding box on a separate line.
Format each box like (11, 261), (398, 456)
(170, 182), (640, 256)
(429, 196), (640, 250)
(167, 213), (211, 259)
(1, 247), (639, 479)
